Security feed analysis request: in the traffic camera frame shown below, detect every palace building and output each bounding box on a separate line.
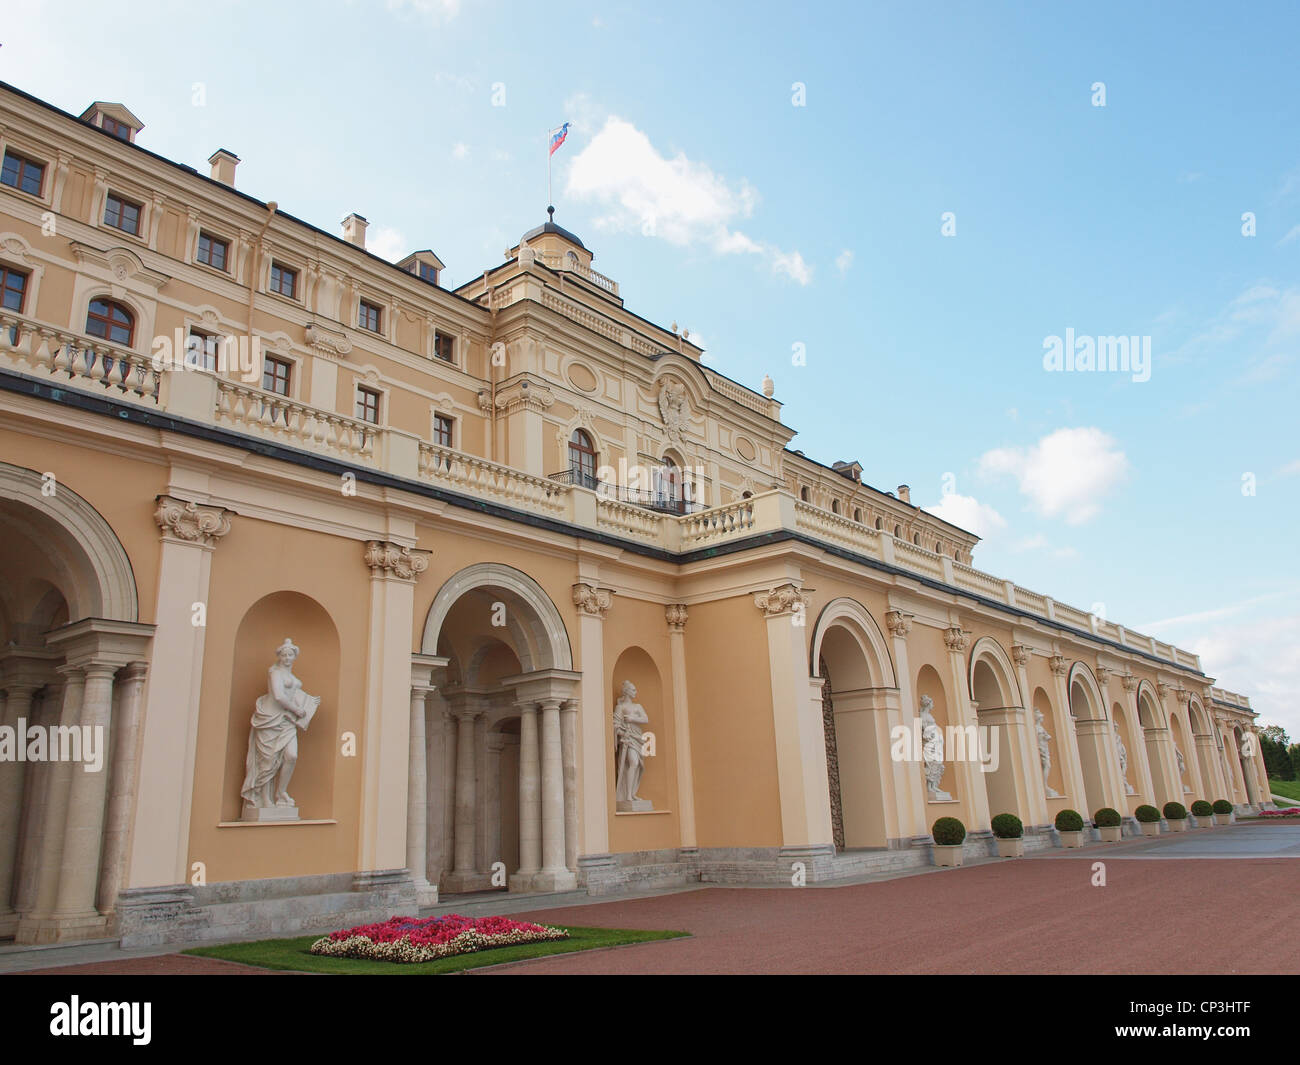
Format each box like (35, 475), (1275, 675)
(0, 79), (1268, 946)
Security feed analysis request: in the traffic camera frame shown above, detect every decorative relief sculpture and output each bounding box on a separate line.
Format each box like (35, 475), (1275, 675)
(919, 695), (952, 801)
(1175, 744), (1191, 793)
(613, 680), (651, 812)
(657, 378), (689, 442)
(241, 639), (320, 821)
(1114, 722), (1136, 794)
(1035, 708), (1060, 798)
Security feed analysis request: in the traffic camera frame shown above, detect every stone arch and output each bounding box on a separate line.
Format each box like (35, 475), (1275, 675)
(1033, 685), (1065, 798)
(1068, 663), (1109, 816)
(421, 563), (572, 672)
(809, 598), (897, 688)
(1136, 681), (1164, 728)
(967, 637), (1022, 709)
(0, 461), (138, 623)
(811, 599), (899, 849)
(968, 638), (1026, 822)
(1233, 725), (1260, 804)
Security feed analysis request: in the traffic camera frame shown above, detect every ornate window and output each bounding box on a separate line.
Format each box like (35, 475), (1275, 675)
(433, 413), (454, 447)
(356, 386), (381, 424)
(269, 261), (298, 299)
(433, 331), (455, 362)
(1, 266), (29, 312)
(262, 355), (292, 396)
(359, 299), (382, 334)
(568, 428), (597, 488)
(197, 231), (229, 271)
(85, 298), (134, 345)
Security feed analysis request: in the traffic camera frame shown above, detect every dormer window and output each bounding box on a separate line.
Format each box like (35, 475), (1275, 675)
(102, 116), (131, 141)
(418, 262), (438, 284)
(80, 102), (144, 144)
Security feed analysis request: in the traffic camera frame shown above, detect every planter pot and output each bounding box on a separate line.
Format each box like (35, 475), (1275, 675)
(1167, 818), (1188, 832)
(932, 844), (963, 867)
(1214, 813), (1232, 826)
(995, 837), (1024, 858)
(1139, 821), (1161, 837)
(1099, 826), (1122, 843)
(1058, 830), (1084, 848)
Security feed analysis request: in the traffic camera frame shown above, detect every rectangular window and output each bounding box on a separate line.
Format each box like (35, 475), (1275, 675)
(356, 386), (381, 425)
(197, 231), (229, 272)
(262, 355), (291, 396)
(269, 262), (298, 299)
(1, 151), (45, 197)
(433, 331), (454, 363)
(358, 299), (382, 334)
(418, 262), (438, 284)
(101, 116), (131, 141)
(186, 329), (220, 371)
(433, 413), (453, 447)
(1, 266), (28, 313)
(104, 193), (142, 236)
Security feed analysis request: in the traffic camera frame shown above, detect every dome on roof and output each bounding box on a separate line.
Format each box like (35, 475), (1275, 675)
(520, 206), (586, 250)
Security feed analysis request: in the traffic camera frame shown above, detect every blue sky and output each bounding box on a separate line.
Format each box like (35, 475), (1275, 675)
(4, 1), (1297, 732)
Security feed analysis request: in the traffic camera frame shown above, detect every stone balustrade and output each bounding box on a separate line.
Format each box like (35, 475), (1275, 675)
(0, 307), (1219, 690)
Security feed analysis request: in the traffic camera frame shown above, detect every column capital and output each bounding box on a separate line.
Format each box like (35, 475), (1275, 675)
(1173, 686), (1191, 707)
(1049, 655), (1069, 677)
(665, 603), (688, 631)
(1095, 665), (1113, 687)
(753, 583), (808, 618)
(1121, 673), (1139, 693)
(572, 583), (613, 619)
(448, 707), (482, 723)
(364, 540), (431, 581)
(154, 494), (234, 547)
(1157, 681), (1176, 700)
(885, 610), (913, 638)
(943, 626), (970, 654)
(1010, 643), (1031, 668)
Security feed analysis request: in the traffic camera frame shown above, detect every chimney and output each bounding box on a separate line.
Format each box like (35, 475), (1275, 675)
(897, 484), (911, 504)
(342, 213), (368, 248)
(208, 149), (239, 186)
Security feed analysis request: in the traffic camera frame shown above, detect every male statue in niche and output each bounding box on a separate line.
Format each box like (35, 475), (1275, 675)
(241, 638), (320, 821)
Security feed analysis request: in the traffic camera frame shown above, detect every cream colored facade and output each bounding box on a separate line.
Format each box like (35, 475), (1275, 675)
(0, 81), (1269, 946)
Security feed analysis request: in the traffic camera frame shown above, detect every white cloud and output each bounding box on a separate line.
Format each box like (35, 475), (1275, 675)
(564, 115), (811, 284)
(367, 225), (407, 262)
(922, 492), (1007, 540)
(452, 142), (470, 161)
(1279, 459), (1300, 477)
(978, 427), (1129, 525)
(1179, 612), (1300, 739)
(835, 249), (854, 275)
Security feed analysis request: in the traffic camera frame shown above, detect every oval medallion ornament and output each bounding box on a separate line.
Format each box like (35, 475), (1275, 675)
(566, 363), (598, 393)
(735, 436), (757, 462)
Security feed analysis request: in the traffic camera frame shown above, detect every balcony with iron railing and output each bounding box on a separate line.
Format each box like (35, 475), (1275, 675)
(0, 306), (1228, 689)
(546, 467), (705, 515)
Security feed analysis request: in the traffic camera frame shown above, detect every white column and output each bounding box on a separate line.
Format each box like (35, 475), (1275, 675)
(1049, 656), (1090, 809)
(52, 663), (118, 921)
(13, 679), (63, 918)
(97, 662), (148, 915)
(512, 701), (541, 891)
(536, 697), (575, 890)
(559, 701), (579, 870)
(406, 655), (444, 907)
(665, 605), (697, 849)
(943, 628), (990, 833)
(442, 708), (482, 892)
(485, 734), (505, 880)
(1121, 674), (1157, 807)
(0, 677), (41, 930)
(1011, 645), (1051, 826)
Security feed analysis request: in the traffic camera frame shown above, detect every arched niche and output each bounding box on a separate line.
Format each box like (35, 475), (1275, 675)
(611, 646), (667, 811)
(224, 591), (340, 822)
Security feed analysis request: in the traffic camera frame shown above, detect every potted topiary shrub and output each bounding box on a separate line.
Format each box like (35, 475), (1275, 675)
(991, 813), (1024, 857)
(1212, 798), (1234, 826)
(931, 816), (966, 867)
(1190, 800), (1213, 827)
(1135, 804), (1162, 836)
(1163, 801), (1188, 831)
(1055, 808), (1085, 848)
(1094, 807), (1122, 843)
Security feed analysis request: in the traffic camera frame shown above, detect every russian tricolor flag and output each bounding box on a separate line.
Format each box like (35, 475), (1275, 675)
(549, 122), (570, 156)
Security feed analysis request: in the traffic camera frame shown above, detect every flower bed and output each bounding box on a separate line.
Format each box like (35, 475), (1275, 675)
(309, 914), (568, 964)
(1257, 808), (1300, 819)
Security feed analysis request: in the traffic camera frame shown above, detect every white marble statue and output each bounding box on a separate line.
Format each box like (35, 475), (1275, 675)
(1114, 722), (1135, 794)
(1175, 744), (1192, 793)
(919, 695), (952, 801)
(613, 680), (651, 812)
(1035, 708), (1060, 798)
(241, 638), (320, 820)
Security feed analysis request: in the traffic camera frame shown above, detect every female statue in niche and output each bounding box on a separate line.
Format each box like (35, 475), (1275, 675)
(1036, 708), (1060, 798)
(919, 695), (951, 801)
(241, 638), (320, 817)
(613, 680), (651, 810)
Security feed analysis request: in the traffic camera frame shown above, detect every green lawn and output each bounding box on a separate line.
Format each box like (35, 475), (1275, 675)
(184, 925), (688, 975)
(1268, 778), (1300, 802)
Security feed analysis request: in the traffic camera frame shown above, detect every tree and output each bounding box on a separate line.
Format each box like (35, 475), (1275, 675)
(1259, 733), (1295, 781)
